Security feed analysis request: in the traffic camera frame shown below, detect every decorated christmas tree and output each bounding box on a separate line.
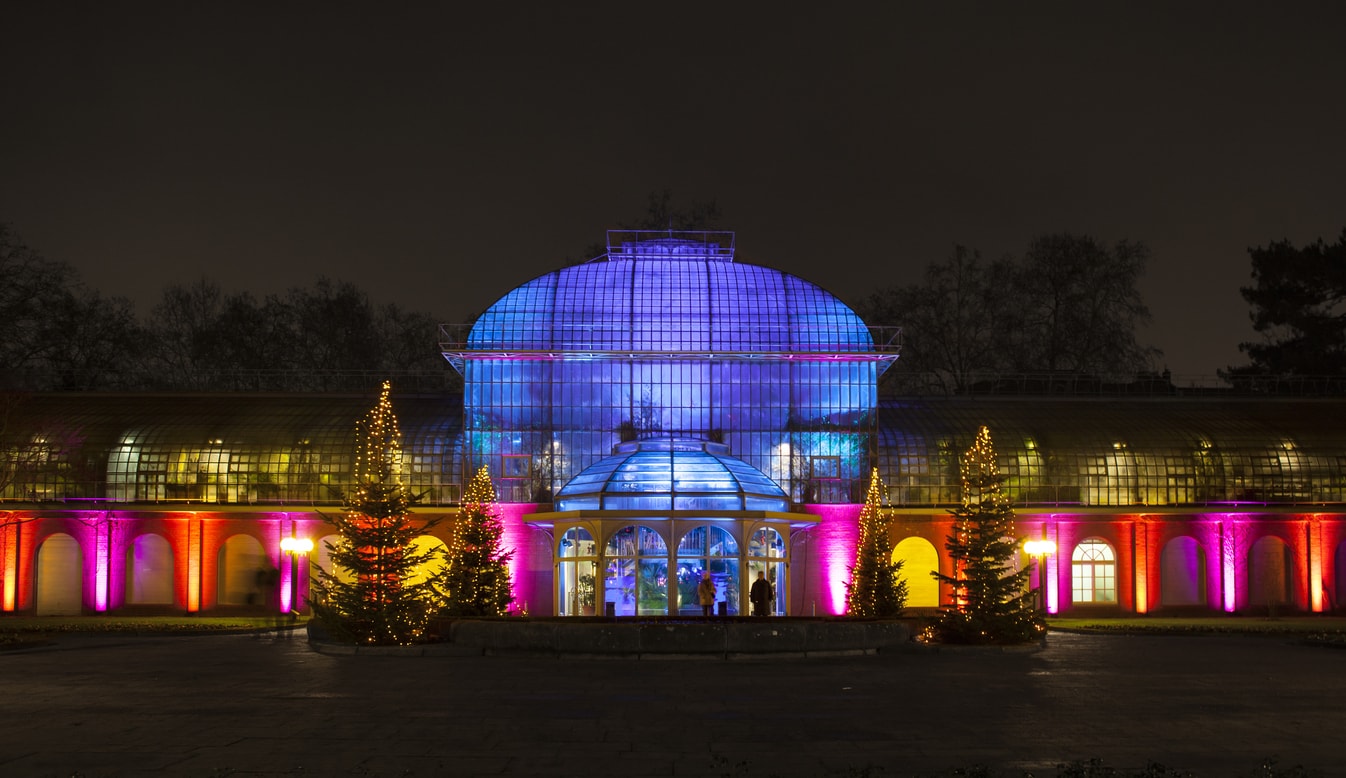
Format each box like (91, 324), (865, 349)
(310, 381), (447, 644)
(442, 465), (514, 617)
(845, 467), (908, 617)
(931, 425), (1044, 644)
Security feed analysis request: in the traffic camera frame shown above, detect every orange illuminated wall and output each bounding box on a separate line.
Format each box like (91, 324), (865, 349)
(1133, 519), (1149, 615)
(1308, 517), (1324, 613)
(1, 513), (24, 611)
(188, 516), (204, 612)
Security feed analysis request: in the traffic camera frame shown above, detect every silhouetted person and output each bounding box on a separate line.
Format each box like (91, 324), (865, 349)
(750, 571), (773, 616)
(254, 565), (285, 637)
(697, 572), (715, 617)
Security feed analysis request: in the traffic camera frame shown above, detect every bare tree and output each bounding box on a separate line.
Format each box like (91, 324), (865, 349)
(0, 223), (144, 390)
(858, 246), (1017, 393)
(1011, 233), (1157, 375)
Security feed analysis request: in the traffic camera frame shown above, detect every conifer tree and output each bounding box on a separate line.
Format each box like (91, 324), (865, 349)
(845, 467), (908, 618)
(310, 381), (447, 644)
(931, 426), (1044, 644)
(442, 465), (514, 617)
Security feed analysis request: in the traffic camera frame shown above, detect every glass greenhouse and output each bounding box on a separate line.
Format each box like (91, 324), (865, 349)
(5, 231), (1346, 619)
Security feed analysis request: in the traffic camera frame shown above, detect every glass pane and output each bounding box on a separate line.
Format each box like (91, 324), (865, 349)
(606, 525), (637, 557)
(637, 526), (668, 557)
(677, 526), (706, 557)
(748, 560), (785, 615)
(638, 559), (668, 615)
(558, 559), (598, 616)
(605, 556), (636, 616)
(558, 526), (595, 558)
(676, 558), (704, 615)
(749, 528), (785, 558)
(707, 526), (738, 556)
(708, 557), (739, 614)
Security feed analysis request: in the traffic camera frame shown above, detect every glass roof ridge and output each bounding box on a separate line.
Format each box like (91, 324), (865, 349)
(604, 230), (735, 262)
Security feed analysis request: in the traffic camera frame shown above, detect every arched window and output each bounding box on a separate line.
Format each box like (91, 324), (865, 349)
(604, 525), (668, 616)
(36, 533), (83, 615)
(126, 533), (174, 605)
(676, 525), (740, 615)
(557, 526), (598, 616)
(313, 533), (354, 585)
(217, 535), (267, 607)
(1248, 536), (1293, 611)
(1160, 536), (1206, 607)
(1071, 539), (1117, 604)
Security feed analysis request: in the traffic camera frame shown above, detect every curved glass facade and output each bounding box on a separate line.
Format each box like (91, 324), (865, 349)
(8, 393), (1346, 511)
(876, 397), (1346, 507)
(449, 231), (896, 503)
(555, 438), (790, 513)
(11, 228), (1346, 619)
(0, 394), (462, 505)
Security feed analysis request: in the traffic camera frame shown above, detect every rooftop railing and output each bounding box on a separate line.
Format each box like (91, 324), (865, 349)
(879, 371), (1346, 397)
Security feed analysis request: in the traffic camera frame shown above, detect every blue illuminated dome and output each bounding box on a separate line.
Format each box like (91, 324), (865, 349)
(447, 230), (897, 505)
(467, 232), (876, 354)
(554, 438), (790, 513)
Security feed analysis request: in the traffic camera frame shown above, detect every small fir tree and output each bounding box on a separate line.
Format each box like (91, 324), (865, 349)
(845, 467), (909, 618)
(442, 465), (514, 617)
(310, 381), (448, 645)
(931, 426), (1044, 644)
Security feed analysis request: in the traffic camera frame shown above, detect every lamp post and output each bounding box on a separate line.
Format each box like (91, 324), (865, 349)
(1023, 539), (1056, 613)
(280, 536), (314, 618)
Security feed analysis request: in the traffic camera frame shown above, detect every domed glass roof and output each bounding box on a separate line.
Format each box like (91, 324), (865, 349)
(466, 233), (875, 354)
(554, 438), (790, 513)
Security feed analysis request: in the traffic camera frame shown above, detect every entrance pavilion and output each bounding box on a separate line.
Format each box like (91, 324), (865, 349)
(526, 437), (817, 617)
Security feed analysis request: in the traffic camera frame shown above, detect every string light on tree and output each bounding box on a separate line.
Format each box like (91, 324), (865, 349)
(443, 465), (514, 617)
(845, 467), (908, 618)
(309, 381), (448, 645)
(929, 425), (1044, 645)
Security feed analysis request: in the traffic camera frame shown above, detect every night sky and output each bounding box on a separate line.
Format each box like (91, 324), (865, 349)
(4, 3), (1344, 379)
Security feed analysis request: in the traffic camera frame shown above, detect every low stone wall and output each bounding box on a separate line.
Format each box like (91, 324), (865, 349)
(308, 618), (911, 658)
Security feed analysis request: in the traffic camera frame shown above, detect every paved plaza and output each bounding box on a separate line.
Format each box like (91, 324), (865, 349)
(1, 628), (1343, 777)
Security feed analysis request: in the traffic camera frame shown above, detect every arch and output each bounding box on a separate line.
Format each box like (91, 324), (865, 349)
(36, 533), (83, 615)
(403, 535), (449, 587)
(603, 525), (668, 616)
(1247, 536), (1293, 613)
(217, 534), (268, 607)
(313, 533), (354, 585)
(125, 533), (174, 605)
(1159, 536), (1206, 607)
(1071, 538), (1117, 604)
(557, 526), (599, 616)
(892, 536), (940, 608)
(676, 525), (740, 615)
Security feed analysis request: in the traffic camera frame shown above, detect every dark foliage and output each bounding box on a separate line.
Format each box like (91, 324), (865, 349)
(1231, 228), (1346, 376)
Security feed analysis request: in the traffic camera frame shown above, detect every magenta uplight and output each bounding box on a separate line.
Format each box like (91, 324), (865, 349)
(804, 504), (862, 615)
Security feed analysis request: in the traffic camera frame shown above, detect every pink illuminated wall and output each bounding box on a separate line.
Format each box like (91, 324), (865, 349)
(93, 516), (110, 611)
(493, 503), (547, 614)
(797, 504), (861, 616)
(7, 504), (1346, 619)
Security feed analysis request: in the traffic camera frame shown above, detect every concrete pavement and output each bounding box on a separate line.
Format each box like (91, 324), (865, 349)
(1, 628), (1342, 776)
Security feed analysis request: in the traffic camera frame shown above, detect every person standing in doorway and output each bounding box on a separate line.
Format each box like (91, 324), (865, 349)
(697, 571), (715, 616)
(750, 571), (773, 616)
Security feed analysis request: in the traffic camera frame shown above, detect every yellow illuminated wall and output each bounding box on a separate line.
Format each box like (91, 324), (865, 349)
(892, 536), (940, 607)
